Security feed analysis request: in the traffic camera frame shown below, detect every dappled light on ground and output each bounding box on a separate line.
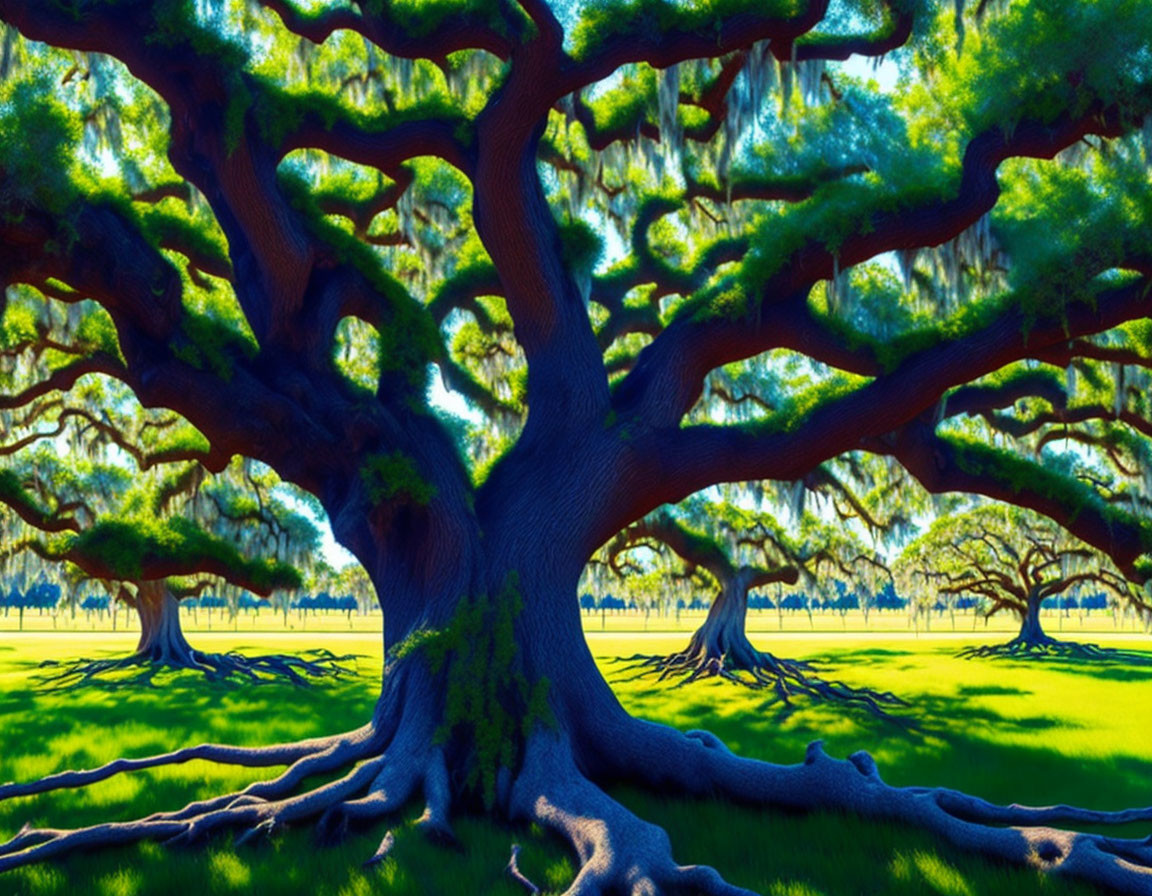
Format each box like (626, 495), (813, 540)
(0, 632), (1147, 894)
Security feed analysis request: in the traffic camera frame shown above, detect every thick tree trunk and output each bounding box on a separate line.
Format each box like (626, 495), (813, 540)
(681, 575), (762, 671)
(1018, 590), (1047, 644)
(959, 590), (1123, 660)
(133, 583), (198, 666)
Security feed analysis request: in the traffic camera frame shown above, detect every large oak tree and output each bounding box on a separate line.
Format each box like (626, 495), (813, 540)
(2, 0), (1152, 892)
(898, 503), (1150, 659)
(596, 492), (904, 713)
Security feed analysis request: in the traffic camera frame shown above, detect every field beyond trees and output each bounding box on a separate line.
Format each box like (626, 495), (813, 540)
(1, 627), (1148, 896)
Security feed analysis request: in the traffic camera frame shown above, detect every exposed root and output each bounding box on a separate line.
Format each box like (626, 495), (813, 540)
(507, 843), (541, 894)
(413, 746), (458, 845)
(511, 733), (758, 896)
(7, 662), (1152, 896)
(957, 636), (1152, 662)
(0, 724), (375, 803)
(36, 648), (360, 689)
(0, 712), (433, 874)
(590, 717), (1152, 896)
(313, 712), (430, 845)
(612, 650), (907, 718)
(363, 830), (396, 868)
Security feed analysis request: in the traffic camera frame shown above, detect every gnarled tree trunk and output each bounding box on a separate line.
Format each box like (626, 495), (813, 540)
(681, 573), (761, 671)
(1017, 589), (1048, 645)
(36, 583), (350, 686)
(133, 583), (198, 667)
(959, 590), (1123, 661)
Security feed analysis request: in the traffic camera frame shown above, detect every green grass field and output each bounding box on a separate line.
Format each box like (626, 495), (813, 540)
(1, 626), (1150, 895)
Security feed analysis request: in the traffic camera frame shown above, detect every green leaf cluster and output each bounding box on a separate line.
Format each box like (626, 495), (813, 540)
(360, 451), (438, 506)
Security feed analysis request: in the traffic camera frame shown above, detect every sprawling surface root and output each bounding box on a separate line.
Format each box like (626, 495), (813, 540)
(613, 649), (907, 717)
(957, 635), (1152, 662)
(37, 647), (358, 688)
(5, 690), (1152, 894)
(588, 717), (1152, 896)
(510, 734), (757, 896)
(0, 664), (453, 875)
(0, 724), (374, 803)
(0, 709), (437, 874)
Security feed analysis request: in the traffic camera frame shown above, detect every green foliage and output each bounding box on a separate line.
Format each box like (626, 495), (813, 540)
(948, 438), (1099, 522)
(365, 0), (508, 41)
(73, 304), (124, 359)
(557, 216), (604, 276)
(569, 0), (801, 59)
(0, 73), (81, 216)
(360, 451), (437, 506)
(276, 167), (442, 388)
(256, 76), (465, 150)
(169, 310), (258, 381)
(57, 516), (300, 592)
(0, 469), (51, 522)
(144, 0), (249, 69)
(332, 316), (384, 393)
(400, 573), (553, 809)
(940, 0), (1152, 135)
(224, 80), (253, 157)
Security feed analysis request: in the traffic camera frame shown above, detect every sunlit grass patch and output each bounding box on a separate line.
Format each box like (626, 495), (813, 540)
(890, 850), (974, 896)
(0, 631), (1149, 894)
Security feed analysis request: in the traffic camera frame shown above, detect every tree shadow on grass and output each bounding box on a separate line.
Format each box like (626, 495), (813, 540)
(955, 684), (1029, 697)
(988, 658), (1152, 683)
(824, 647), (916, 660)
(941, 652), (1152, 687)
(605, 672), (1152, 896)
(0, 690), (1133, 896)
(612, 646), (1152, 817)
(0, 669), (379, 810)
(0, 803), (576, 896)
(34, 648), (367, 693)
(609, 783), (1109, 896)
(958, 640), (1152, 666)
(2, 649), (1150, 896)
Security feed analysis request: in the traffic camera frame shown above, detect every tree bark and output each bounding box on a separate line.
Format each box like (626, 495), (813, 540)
(133, 583), (199, 667)
(681, 574), (763, 671)
(1018, 590), (1047, 644)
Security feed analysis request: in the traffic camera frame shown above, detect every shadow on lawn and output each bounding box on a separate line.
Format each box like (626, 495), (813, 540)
(955, 683), (1029, 697)
(608, 666), (1152, 896)
(987, 657), (1152, 683)
(1, 650), (1148, 896)
(0, 670), (377, 798)
(0, 681), (1133, 896)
